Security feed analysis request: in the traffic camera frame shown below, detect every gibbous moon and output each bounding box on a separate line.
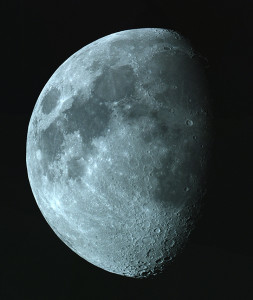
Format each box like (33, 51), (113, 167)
(26, 28), (212, 278)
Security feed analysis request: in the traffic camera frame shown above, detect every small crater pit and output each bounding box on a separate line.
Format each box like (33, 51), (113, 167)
(185, 119), (193, 126)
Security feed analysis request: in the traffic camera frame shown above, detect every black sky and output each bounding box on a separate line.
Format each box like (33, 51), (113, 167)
(2, 0), (253, 299)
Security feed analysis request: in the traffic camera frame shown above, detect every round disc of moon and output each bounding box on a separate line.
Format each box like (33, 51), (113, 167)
(26, 28), (212, 278)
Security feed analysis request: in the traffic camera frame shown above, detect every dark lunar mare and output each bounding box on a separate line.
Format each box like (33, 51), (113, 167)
(38, 89), (113, 180)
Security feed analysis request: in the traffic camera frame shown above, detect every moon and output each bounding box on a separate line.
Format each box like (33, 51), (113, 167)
(26, 28), (212, 278)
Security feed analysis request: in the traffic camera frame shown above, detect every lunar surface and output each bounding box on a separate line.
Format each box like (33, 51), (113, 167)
(26, 28), (213, 278)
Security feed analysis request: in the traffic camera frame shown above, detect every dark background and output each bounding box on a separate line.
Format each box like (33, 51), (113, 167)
(1, 0), (253, 299)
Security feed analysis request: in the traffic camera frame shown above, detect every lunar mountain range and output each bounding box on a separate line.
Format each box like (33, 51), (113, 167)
(26, 28), (213, 278)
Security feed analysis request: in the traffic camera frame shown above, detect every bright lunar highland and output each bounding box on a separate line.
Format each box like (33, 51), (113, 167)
(26, 28), (212, 278)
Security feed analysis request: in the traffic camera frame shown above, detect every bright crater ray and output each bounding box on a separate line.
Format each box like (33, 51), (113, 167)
(26, 28), (213, 278)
